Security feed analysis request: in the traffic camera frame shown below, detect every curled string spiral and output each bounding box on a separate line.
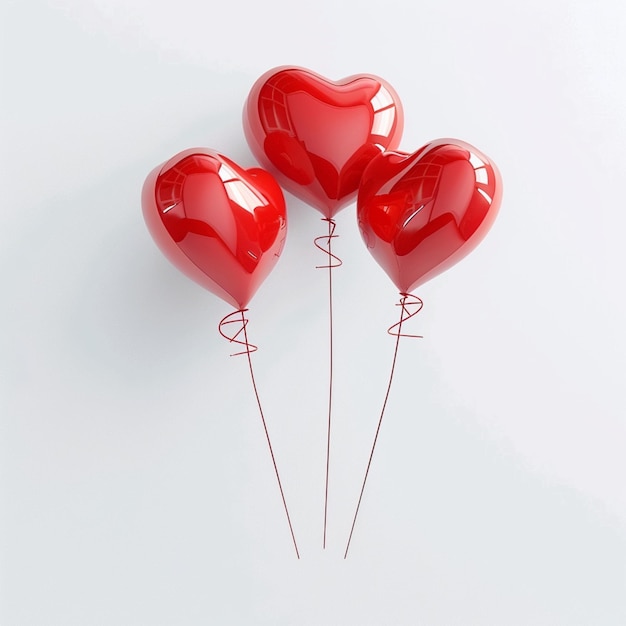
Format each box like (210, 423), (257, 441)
(344, 293), (424, 559)
(314, 218), (343, 268)
(388, 293), (424, 338)
(314, 217), (342, 549)
(218, 309), (257, 356)
(218, 309), (300, 559)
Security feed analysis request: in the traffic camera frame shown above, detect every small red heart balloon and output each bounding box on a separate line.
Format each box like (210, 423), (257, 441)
(357, 139), (502, 293)
(243, 66), (404, 218)
(142, 148), (287, 309)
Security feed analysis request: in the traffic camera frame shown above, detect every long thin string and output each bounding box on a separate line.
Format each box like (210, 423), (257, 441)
(219, 309), (300, 559)
(314, 217), (342, 549)
(343, 294), (423, 559)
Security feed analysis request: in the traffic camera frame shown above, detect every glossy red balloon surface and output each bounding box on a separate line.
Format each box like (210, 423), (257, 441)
(357, 139), (502, 293)
(142, 148), (287, 309)
(244, 66), (404, 218)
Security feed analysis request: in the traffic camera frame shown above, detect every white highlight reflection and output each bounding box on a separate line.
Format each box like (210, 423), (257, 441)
(370, 85), (396, 137)
(370, 85), (394, 111)
(402, 204), (425, 228)
(218, 163), (268, 214)
(477, 188), (492, 203)
(475, 167), (488, 184)
(217, 162), (238, 183)
(468, 152), (486, 169)
(372, 107), (395, 137)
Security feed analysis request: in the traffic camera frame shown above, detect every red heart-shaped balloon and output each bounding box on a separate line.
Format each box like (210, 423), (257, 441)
(142, 148), (287, 309)
(244, 66), (404, 218)
(357, 139), (502, 293)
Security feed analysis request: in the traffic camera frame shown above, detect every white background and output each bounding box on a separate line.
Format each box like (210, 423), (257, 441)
(2, 0), (626, 624)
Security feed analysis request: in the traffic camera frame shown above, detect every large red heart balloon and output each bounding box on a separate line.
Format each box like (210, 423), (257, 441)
(243, 66), (404, 218)
(142, 148), (287, 309)
(357, 139), (502, 293)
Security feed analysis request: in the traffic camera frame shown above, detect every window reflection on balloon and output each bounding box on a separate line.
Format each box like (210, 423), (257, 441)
(244, 66), (404, 218)
(142, 148), (287, 309)
(357, 139), (502, 294)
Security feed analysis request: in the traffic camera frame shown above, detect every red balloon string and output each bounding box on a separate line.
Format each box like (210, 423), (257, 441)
(218, 308), (258, 356)
(314, 218), (343, 269)
(344, 293), (423, 559)
(314, 217), (342, 550)
(218, 309), (301, 559)
(388, 293), (424, 339)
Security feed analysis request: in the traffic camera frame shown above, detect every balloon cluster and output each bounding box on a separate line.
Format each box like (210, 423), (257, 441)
(143, 66), (501, 305)
(142, 66), (502, 557)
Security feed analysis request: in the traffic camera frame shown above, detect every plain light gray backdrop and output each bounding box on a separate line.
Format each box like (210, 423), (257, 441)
(1, 0), (625, 624)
